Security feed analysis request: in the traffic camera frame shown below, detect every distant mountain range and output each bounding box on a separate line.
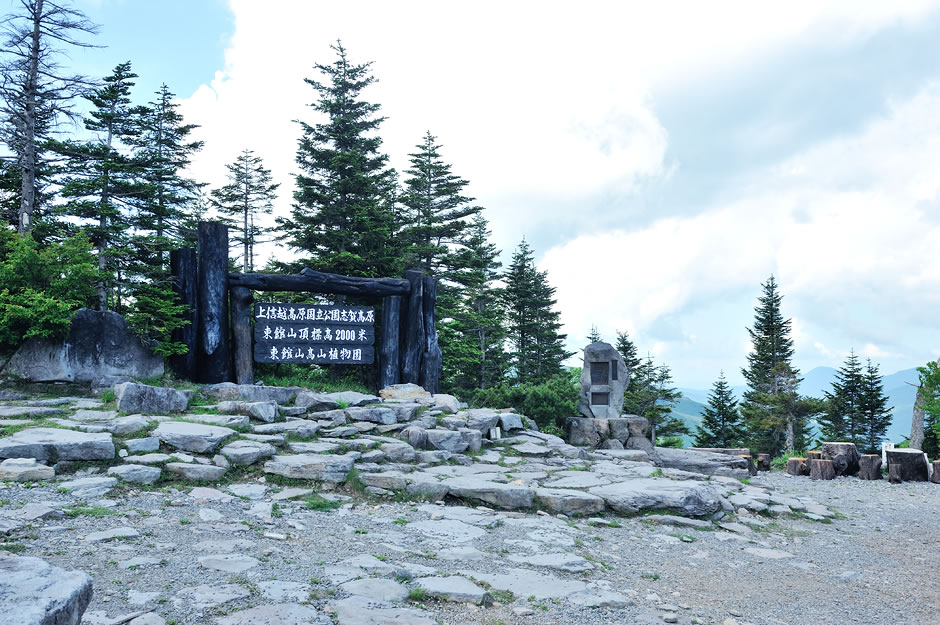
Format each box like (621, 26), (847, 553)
(673, 366), (920, 445)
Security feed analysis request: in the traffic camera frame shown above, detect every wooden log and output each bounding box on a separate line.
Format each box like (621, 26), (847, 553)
(889, 463), (903, 484)
(806, 450), (823, 461)
(419, 274), (442, 394)
(885, 448), (928, 482)
(229, 268), (410, 296)
(931, 460), (940, 484)
(400, 270), (425, 385)
(809, 459), (836, 480)
(756, 453), (771, 472)
(740, 455), (757, 476)
(230, 286), (253, 385)
(821, 442), (860, 476)
(379, 295), (401, 389)
(197, 222), (232, 383)
(786, 457), (807, 476)
(169, 247), (198, 381)
(858, 454), (882, 480)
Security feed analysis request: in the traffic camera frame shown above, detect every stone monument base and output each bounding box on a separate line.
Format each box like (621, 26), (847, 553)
(564, 415), (660, 465)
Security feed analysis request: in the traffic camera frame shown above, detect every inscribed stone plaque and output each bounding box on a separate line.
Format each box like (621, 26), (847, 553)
(253, 303), (375, 364)
(590, 361), (610, 385)
(591, 392), (610, 406)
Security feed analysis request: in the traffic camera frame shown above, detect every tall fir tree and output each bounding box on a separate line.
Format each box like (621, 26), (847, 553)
(694, 372), (744, 448)
(740, 276), (810, 455)
(859, 358), (892, 454)
(615, 330), (642, 372)
(819, 350), (865, 446)
(277, 41), (398, 278)
(52, 61), (147, 310)
(210, 149), (278, 272)
(439, 215), (507, 391)
(587, 325), (602, 343)
(915, 361), (940, 459)
(503, 239), (571, 384)
(623, 355), (686, 441)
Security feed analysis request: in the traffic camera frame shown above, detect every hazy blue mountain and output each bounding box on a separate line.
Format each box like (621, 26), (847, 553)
(675, 366), (920, 447)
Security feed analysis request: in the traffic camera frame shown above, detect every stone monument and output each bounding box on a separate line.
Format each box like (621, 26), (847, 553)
(578, 341), (629, 419)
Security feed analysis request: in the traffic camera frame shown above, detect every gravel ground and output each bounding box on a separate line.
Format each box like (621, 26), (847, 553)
(2, 469), (938, 625)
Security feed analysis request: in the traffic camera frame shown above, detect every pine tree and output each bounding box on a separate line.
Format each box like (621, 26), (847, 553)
(587, 326), (602, 343)
(52, 62), (147, 310)
(740, 276), (809, 455)
(915, 361), (940, 459)
(277, 41), (398, 278)
(210, 149), (278, 272)
(819, 350), (865, 446)
(623, 356), (686, 441)
(0, 0), (99, 234)
(615, 330), (642, 372)
(439, 215), (507, 391)
(859, 358), (892, 454)
(503, 239), (571, 383)
(694, 372), (744, 448)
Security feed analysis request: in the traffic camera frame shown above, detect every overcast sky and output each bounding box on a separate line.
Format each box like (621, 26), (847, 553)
(68, 0), (940, 388)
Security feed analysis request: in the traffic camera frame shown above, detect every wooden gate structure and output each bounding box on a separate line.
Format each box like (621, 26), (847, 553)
(169, 222), (442, 393)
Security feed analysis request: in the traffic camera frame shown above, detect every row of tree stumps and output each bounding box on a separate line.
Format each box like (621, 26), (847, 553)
(168, 222), (442, 391)
(784, 442), (940, 483)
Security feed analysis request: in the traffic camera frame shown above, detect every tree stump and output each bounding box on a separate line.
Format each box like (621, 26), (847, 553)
(889, 464), (903, 484)
(858, 454), (882, 480)
(821, 442), (860, 476)
(786, 457), (807, 476)
(809, 459), (836, 480)
(931, 460), (940, 484)
(740, 455), (757, 476)
(807, 450), (823, 461)
(756, 453), (771, 472)
(885, 449), (928, 482)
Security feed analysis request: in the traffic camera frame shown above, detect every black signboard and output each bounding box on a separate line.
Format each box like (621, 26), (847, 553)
(253, 303), (375, 364)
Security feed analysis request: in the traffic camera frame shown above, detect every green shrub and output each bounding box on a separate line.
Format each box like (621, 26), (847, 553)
(656, 436), (685, 448)
(770, 449), (808, 470)
(0, 230), (97, 350)
(467, 371), (578, 430)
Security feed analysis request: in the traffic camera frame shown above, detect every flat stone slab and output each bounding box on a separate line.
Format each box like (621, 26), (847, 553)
(206, 383), (302, 404)
(252, 421), (320, 438)
(173, 583), (250, 610)
(153, 421), (236, 453)
(85, 526), (139, 542)
(0, 457), (55, 481)
(507, 552), (594, 573)
(534, 488), (606, 516)
(166, 463), (227, 481)
(0, 406), (63, 418)
(331, 596), (435, 625)
(543, 471), (613, 489)
(264, 452), (357, 483)
(128, 453), (172, 464)
(409, 519), (486, 543)
(0, 554), (92, 625)
(0, 428), (114, 462)
(442, 476), (534, 510)
(216, 603), (331, 625)
(60, 476), (118, 498)
(324, 391), (381, 407)
(460, 567), (587, 600)
(179, 413), (249, 429)
(198, 553), (260, 573)
(645, 514), (714, 529)
(339, 578), (409, 602)
(220, 440), (276, 466)
(416, 576), (488, 604)
(744, 547), (794, 560)
(108, 464), (161, 485)
(258, 581), (311, 602)
(588, 478), (721, 516)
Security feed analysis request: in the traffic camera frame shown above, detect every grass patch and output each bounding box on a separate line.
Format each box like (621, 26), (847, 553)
(649, 469), (664, 478)
(65, 506), (120, 518)
(489, 589), (515, 603)
(303, 494), (342, 512)
(100, 389), (116, 404)
(640, 572), (660, 580)
(0, 543), (26, 553)
(407, 587), (428, 602)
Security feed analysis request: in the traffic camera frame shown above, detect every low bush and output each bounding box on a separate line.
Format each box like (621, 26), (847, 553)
(466, 370), (578, 430)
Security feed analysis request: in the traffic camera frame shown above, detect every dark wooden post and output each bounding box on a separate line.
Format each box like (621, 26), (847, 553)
(197, 222), (232, 383)
(379, 295), (402, 389)
(419, 274), (443, 394)
(859, 454), (882, 480)
(169, 248), (198, 381)
(809, 459), (836, 480)
(230, 286), (253, 385)
(400, 270), (425, 385)
(785, 457), (807, 476)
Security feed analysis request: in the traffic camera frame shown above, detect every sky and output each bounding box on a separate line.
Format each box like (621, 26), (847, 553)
(59, 0), (940, 388)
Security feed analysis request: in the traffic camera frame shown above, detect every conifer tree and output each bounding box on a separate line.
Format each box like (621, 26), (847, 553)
(277, 41), (398, 278)
(210, 149), (278, 272)
(917, 360), (940, 458)
(819, 350), (865, 446)
(859, 358), (892, 454)
(740, 276), (814, 455)
(694, 372), (744, 448)
(615, 330), (642, 372)
(623, 355), (686, 441)
(52, 62), (147, 310)
(439, 215), (507, 390)
(587, 325), (602, 343)
(503, 239), (571, 383)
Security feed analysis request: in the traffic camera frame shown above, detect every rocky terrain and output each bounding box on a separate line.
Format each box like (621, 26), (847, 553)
(0, 383), (938, 625)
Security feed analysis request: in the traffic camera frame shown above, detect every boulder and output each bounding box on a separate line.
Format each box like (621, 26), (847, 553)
(459, 428), (482, 453)
(153, 421), (236, 453)
(565, 418), (601, 447)
(0, 555), (93, 625)
(263, 452), (358, 483)
(415, 576), (488, 605)
(204, 383), (301, 404)
(252, 421), (320, 438)
(323, 391), (380, 407)
(178, 413), (248, 429)
(294, 391), (340, 412)
(126, 437), (160, 453)
(59, 476), (118, 498)
(216, 400), (279, 424)
(399, 426), (428, 450)
(534, 488), (606, 516)
(444, 476), (534, 510)
(432, 394), (460, 413)
(165, 463), (227, 481)
(426, 429), (469, 454)
(0, 458), (55, 481)
(578, 341), (630, 418)
(656, 447), (747, 476)
(345, 407), (396, 425)
(0, 428), (114, 462)
(499, 413), (525, 431)
(589, 478), (721, 516)
(115, 383), (192, 414)
(1, 308), (163, 383)
(821, 442), (861, 477)
(463, 409), (500, 433)
(107, 464), (161, 485)
(220, 440), (276, 466)
(380, 442), (416, 463)
(379, 383), (432, 402)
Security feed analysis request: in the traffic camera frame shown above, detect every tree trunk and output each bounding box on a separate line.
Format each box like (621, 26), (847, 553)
(379, 295), (401, 390)
(230, 286), (253, 385)
(786, 457), (807, 476)
(886, 449), (929, 482)
(858, 454), (882, 480)
(821, 442), (861, 477)
(785, 416), (794, 453)
(806, 450), (823, 461)
(17, 0), (43, 234)
(809, 459), (836, 480)
(196, 222), (232, 383)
